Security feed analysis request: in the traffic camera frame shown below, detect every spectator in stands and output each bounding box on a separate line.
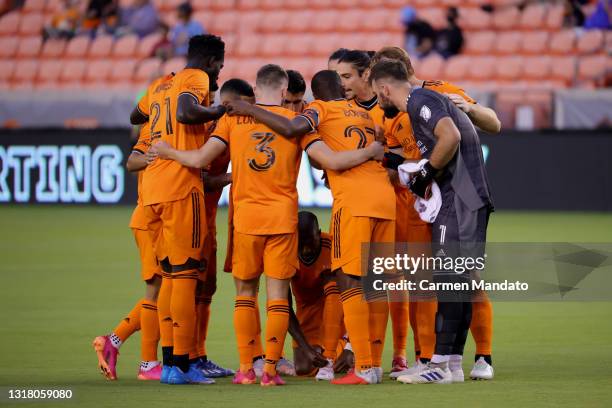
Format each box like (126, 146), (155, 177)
(81, 0), (119, 35)
(435, 7), (464, 58)
(42, 0), (80, 41)
(584, 0), (612, 29)
(563, 0), (586, 27)
(117, 0), (160, 38)
(401, 6), (436, 59)
(151, 23), (174, 61)
(170, 2), (205, 57)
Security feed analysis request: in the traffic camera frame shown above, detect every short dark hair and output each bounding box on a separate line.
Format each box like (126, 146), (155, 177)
(338, 49), (371, 75)
(220, 78), (254, 98)
(255, 64), (288, 89)
(311, 70), (344, 99)
(187, 34), (225, 61)
(371, 46), (415, 77)
(328, 48), (349, 62)
(286, 70), (306, 94)
(177, 2), (193, 16)
(369, 59), (409, 84)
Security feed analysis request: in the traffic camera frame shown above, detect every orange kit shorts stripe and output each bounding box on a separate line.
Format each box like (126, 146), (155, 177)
(232, 231), (298, 281)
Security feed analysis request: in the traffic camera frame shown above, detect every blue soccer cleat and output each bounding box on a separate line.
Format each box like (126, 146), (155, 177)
(199, 359), (235, 378)
(160, 365), (172, 384)
(168, 365), (215, 385)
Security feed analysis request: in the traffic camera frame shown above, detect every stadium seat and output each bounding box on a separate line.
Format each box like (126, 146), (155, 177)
(519, 3), (546, 30)
(468, 57), (496, 81)
(363, 10), (392, 32)
(443, 56), (471, 82)
(236, 11), (263, 33)
(577, 30), (604, 54)
(16, 36), (42, 59)
(359, 0), (385, 8)
(224, 33), (237, 56)
(259, 11), (289, 33)
(236, 34), (260, 57)
(109, 59), (137, 83)
(0, 12), (20, 36)
(336, 33), (368, 52)
(18, 13), (44, 35)
(0, 60), (16, 83)
(36, 59), (63, 85)
(133, 58), (162, 84)
(311, 0), (334, 9)
(260, 35), (287, 57)
(65, 36), (90, 58)
(84, 60), (113, 83)
(23, 0), (47, 13)
(59, 59), (87, 83)
(12, 59), (38, 84)
(549, 29), (575, 54)
(88, 35), (114, 59)
(40, 38), (66, 58)
(311, 10), (340, 33)
(136, 33), (163, 58)
(208, 11), (239, 34)
(418, 54), (444, 79)
(260, 0), (284, 9)
(112, 35), (138, 59)
(286, 10), (314, 33)
(550, 56), (576, 85)
(193, 11), (214, 32)
(238, 0), (260, 10)
(418, 8), (446, 30)
(311, 33), (341, 58)
(494, 31), (521, 55)
(495, 56), (523, 81)
(578, 55), (607, 82)
(163, 57), (186, 75)
(492, 6), (519, 30)
(459, 7), (492, 30)
(523, 56), (552, 81)
(338, 10), (364, 33)
(464, 31), (495, 55)
(545, 3), (564, 30)
(521, 31), (549, 55)
(0, 37), (19, 59)
(363, 33), (397, 53)
(286, 34), (315, 57)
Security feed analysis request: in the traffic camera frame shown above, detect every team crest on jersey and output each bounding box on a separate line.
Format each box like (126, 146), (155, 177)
(420, 105), (431, 122)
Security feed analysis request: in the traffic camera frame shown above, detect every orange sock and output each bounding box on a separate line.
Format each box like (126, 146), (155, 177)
(471, 290), (493, 356)
(367, 292), (388, 368)
(157, 274), (173, 349)
(252, 298), (264, 359)
(140, 300), (159, 361)
(409, 301), (420, 359)
(170, 271), (198, 359)
(416, 300), (437, 361)
(322, 281), (343, 360)
(340, 287), (372, 371)
(234, 296), (257, 373)
(389, 300), (409, 359)
(113, 299), (143, 342)
(195, 295), (211, 358)
(264, 300), (290, 376)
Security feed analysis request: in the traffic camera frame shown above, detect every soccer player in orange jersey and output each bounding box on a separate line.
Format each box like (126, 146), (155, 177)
(372, 46), (500, 381)
(283, 70), (307, 113)
(152, 64), (383, 386)
(92, 125), (162, 381)
(129, 34), (226, 385)
(225, 70), (396, 385)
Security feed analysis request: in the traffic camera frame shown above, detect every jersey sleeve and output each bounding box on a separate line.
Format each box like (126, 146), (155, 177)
(384, 118), (401, 149)
(299, 132), (323, 151)
(180, 70), (210, 105)
(411, 90), (452, 134)
(132, 126), (151, 155)
(444, 83), (476, 104)
(136, 86), (150, 117)
(210, 114), (231, 145)
(298, 100), (327, 133)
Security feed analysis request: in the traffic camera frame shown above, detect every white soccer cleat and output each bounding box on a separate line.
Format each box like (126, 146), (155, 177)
(397, 365), (452, 384)
(253, 358), (264, 379)
(470, 357), (494, 380)
(276, 357), (296, 376)
(389, 360), (428, 379)
(315, 359), (334, 381)
(451, 369), (464, 383)
(372, 367), (383, 384)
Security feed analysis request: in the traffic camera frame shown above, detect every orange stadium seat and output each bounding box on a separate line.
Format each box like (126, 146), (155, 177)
(337, 33), (369, 52)
(16, 36), (42, 59)
(577, 30), (604, 54)
(238, 0), (260, 10)
(464, 31), (495, 55)
(494, 31), (521, 54)
(65, 36), (90, 58)
(359, 0), (386, 8)
(112, 35), (138, 59)
(260, 35), (287, 57)
(59, 59), (86, 84)
(418, 54), (444, 79)
(236, 34), (260, 57)
(492, 6), (519, 30)
(88, 35), (114, 59)
(40, 38), (66, 58)
(363, 9), (392, 32)
(385, 0), (409, 6)
(236, 11), (262, 32)
(443, 55), (471, 82)
(233, 58), (262, 83)
(578, 55), (607, 83)
(495, 56), (523, 81)
(193, 11), (214, 32)
(223, 33), (237, 56)
(259, 11), (289, 33)
(23, 0), (47, 13)
(549, 29), (576, 54)
(134, 58), (162, 84)
(286, 34), (315, 57)
(18, 12), (44, 35)
(137, 33), (163, 58)
(364, 33), (399, 53)
(0, 37), (19, 59)
(546, 3), (564, 30)
(284, 0), (309, 9)
(550, 56), (576, 85)
(459, 7), (492, 30)
(468, 56), (495, 81)
(0, 60), (16, 84)
(311, 0), (334, 9)
(521, 31), (549, 55)
(523, 56), (552, 81)
(261, 0), (285, 10)
(109, 59), (137, 83)
(286, 10), (313, 33)
(12, 59), (38, 84)
(519, 3), (546, 30)
(208, 11), (239, 34)
(338, 10), (364, 33)
(163, 57), (186, 75)
(311, 33), (341, 58)
(311, 10), (339, 33)
(0, 12), (20, 36)
(418, 8), (446, 30)
(84, 60), (113, 83)
(36, 59), (63, 85)
(45, 0), (61, 13)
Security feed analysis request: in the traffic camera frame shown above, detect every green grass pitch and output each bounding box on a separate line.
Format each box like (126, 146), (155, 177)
(0, 206), (611, 408)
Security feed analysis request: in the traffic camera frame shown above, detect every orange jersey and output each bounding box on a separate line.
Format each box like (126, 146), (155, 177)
(300, 99), (395, 220)
(129, 126), (153, 230)
(211, 105), (319, 235)
(423, 80), (476, 104)
(355, 97), (385, 128)
(139, 69), (211, 206)
(292, 232), (332, 305)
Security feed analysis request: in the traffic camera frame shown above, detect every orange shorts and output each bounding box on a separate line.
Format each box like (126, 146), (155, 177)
(144, 189), (208, 272)
(132, 228), (161, 281)
(330, 207), (395, 276)
(395, 188), (432, 244)
(292, 298), (324, 348)
(232, 231), (298, 281)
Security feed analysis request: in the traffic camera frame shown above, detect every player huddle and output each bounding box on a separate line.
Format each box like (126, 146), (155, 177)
(92, 33), (500, 386)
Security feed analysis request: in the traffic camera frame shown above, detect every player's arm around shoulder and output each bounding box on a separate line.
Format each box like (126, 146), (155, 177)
(150, 137), (227, 169)
(225, 100), (311, 139)
(303, 138), (384, 172)
(444, 87), (501, 134)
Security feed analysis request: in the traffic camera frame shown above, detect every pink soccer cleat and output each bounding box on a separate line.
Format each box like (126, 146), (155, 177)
(232, 368), (257, 385)
(260, 372), (286, 386)
(92, 335), (118, 380)
(137, 364), (162, 381)
(391, 356), (408, 373)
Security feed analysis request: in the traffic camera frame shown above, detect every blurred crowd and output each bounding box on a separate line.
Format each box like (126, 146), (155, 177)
(40, 0), (205, 58)
(402, 0), (612, 60)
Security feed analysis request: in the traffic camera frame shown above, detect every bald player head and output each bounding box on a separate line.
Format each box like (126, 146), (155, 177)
(298, 211), (321, 265)
(310, 70), (345, 101)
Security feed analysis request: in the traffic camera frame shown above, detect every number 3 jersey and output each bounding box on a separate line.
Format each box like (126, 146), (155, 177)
(138, 69), (211, 206)
(211, 104), (319, 236)
(299, 99), (395, 221)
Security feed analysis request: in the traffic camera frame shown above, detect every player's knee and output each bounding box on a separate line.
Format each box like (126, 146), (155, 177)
(234, 277), (258, 297)
(144, 275), (162, 301)
(335, 268), (360, 292)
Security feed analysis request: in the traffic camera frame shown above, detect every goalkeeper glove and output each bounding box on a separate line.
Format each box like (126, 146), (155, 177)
(382, 152), (404, 170)
(408, 161), (437, 199)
